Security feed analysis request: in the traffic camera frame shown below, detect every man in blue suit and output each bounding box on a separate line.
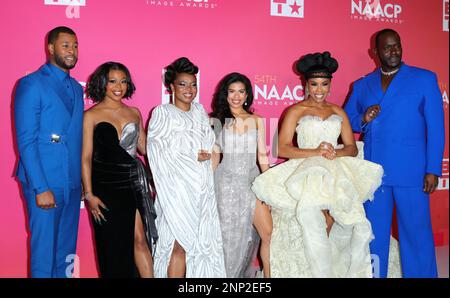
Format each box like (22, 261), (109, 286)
(14, 26), (83, 278)
(345, 29), (445, 278)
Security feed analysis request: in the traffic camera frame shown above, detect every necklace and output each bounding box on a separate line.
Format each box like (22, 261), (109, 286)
(380, 67), (400, 76)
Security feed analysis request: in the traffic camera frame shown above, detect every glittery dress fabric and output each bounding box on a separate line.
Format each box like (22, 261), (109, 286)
(214, 126), (261, 278)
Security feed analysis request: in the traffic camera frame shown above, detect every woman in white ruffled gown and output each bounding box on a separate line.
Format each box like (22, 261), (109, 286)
(147, 57), (226, 278)
(252, 52), (386, 277)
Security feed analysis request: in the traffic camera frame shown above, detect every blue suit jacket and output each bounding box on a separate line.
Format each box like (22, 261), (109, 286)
(14, 63), (84, 198)
(345, 63), (445, 187)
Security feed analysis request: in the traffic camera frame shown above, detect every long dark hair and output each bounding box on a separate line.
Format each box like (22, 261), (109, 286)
(210, 72), (254, 126)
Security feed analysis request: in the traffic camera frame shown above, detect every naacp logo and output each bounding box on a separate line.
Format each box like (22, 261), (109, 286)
(444, 0), (449, 32)
(270, 0), (304, 18)
(161, 70), (201, 104)
(351, 0), (404, 24)
(439, 82), (448, 108)
(147, 0), (218, 9)
(437, 158), (449, 190)
(253, 74), (304, 107)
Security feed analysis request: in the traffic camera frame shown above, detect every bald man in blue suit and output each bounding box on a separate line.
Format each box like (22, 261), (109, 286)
(14, 26), (83, 278)
(345, 29), (445, 278)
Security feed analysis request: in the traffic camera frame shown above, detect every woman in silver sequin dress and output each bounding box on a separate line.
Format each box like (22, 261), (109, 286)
(211, 73), (273, 278)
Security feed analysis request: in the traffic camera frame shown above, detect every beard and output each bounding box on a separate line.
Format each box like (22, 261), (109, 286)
(381, 54), (402, 70)
(387, 57), (401, 68)
(54, 53), (77, 70)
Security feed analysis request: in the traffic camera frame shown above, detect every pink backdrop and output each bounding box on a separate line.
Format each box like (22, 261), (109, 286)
(0, 0), (448, 277)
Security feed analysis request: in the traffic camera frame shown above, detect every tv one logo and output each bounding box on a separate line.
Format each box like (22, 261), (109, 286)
(44, 0), (85, 5)
(44, 0), (85, 18)
(351, 0), (403, 23)
(161, 70), (200, 104)
(270, 0), (304, 19)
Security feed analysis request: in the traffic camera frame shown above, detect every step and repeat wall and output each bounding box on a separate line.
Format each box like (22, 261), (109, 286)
(0, 0), (448, 277)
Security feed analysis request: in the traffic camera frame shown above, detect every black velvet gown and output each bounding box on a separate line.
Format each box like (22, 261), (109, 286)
(91, 121), (158, 278)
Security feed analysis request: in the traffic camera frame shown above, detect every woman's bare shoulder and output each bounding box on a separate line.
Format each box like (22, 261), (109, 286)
(286, 102), (309, 117)
(328, 103), (347, 118)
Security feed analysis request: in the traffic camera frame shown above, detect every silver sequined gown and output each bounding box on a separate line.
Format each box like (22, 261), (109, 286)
(214, 126), (261, 278)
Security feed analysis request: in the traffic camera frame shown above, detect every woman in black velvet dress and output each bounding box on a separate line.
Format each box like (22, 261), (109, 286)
(82, 62), (157, 277)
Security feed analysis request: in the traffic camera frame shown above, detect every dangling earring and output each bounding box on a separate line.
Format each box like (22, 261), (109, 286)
(244, 101), (248, 107)
(304, 86), (309, 99)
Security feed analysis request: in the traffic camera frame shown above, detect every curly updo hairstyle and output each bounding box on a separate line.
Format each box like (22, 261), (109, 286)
(163, 57), (199, 92)
(210, 72), (254, 126)
(86, 61), (136, 103)
(295, 51), (339, 79)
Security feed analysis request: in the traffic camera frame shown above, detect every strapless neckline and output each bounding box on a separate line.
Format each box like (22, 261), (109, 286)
(295, 113), (343, 149)
(297, 114), (342, 124)
(95, 121), (138, 141)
